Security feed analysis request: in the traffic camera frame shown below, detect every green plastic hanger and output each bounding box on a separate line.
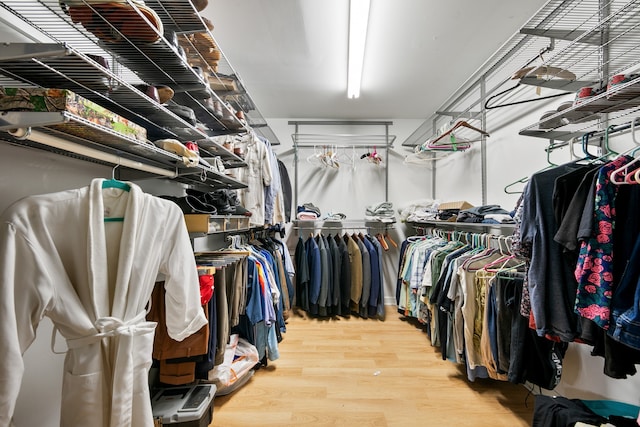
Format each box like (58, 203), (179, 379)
(102, 165), (129, 222)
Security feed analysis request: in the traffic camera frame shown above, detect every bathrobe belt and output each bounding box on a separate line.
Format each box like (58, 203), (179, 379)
(65, 312), (157, 427)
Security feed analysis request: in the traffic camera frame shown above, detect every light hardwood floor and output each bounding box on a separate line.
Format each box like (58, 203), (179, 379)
(211, 307), (534, 427)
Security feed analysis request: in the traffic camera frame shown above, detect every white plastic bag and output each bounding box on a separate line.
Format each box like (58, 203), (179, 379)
(207, 334), (259, 395)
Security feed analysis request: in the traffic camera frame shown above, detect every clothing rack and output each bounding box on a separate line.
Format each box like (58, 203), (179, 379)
(292, 219), (396, 236)
(412, 226), (515, 253)
(288, 121), (394, 209)
(408, 220), (516, 237)
(194, 250), (249, 268)
(396, 230), (533, 385)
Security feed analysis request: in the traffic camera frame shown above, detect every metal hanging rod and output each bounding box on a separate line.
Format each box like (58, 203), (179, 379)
(292, 134), (396, 147)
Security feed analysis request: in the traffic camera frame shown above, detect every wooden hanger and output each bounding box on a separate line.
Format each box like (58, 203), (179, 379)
(375, 233), (389, 251)
(384, 231), (398, 248)
(425, 120), (489, 150)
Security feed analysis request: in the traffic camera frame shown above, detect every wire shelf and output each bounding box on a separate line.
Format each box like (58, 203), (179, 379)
(0, 0), (279, 144)
(402, 0), (640, 147)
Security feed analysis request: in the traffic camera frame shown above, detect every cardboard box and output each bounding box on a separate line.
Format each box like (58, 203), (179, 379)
(184, 214), (217, 234)
(0, 87), (147, 141)
(438, 201), (474, 211)
(184, 214), (250, 234)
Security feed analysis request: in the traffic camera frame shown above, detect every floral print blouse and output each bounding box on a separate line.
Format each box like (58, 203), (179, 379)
(574, 155), (633, 329)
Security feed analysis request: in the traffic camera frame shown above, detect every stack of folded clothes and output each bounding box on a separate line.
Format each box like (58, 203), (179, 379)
(456, 204), (514, 224)
(365, 202), (396, 222)
(399, 199), (440, 222)
(323, 213), (347, 221)
(296, 203), (321, 220)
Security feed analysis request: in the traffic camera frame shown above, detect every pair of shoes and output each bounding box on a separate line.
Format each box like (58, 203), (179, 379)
(556, 100), (595, 125)
(226, 189), (251, 216)
(186, 189), (251, 216)
(160, 195), (217, 215)
(208, 189), (234, 215)
(539, 110), (563, 129)
(607, 73), (640, 102)
(166, 104), (197, 126)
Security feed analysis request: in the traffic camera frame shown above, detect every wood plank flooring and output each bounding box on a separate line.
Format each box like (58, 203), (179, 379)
(211, 307), (534, 427)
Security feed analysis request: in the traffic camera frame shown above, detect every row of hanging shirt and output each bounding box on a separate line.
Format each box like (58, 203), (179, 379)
(194, 233), (295, 372)
(395, 230), (569, 389)
(513, 150), (640, 380)
(294, 232), (387, 320)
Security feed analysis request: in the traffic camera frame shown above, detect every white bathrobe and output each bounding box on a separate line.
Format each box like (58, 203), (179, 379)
(0, 179), (207, 427)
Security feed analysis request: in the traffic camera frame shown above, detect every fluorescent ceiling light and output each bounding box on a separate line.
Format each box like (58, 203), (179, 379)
(347, 0), (370, 99)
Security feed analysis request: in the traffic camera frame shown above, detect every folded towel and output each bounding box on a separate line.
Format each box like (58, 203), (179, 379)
(296, 212), (318, 220)
(366, 202), (394, 217)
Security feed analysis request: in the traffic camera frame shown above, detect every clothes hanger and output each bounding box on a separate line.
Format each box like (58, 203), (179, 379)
(306, 145), (322, 165)
(577, 130), (619, 166)
(323, 145), (340, 169)
(503, 140), (559, 194)
(581, 131), (599, 160)
(485, 47), (572, 110)
(596, 125), (619, 159)
(503, 176), (529, 194)
(369, 146), (382, 165)
(102, 164), (129, 223)
(102, 164), (130, 192)
(375, 233), (389, 251)
(424, 120), (489, 150)
(610, 118), (640, 185)
(384, 231), (398, 248)
(484, 82), (571, 110)
(482, 253), (517, 272)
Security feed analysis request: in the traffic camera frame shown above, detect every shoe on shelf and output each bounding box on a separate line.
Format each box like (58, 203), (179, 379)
(207, 189), (235, 215)
(156, 85), (174, 104)
(539, 110), (563, 129)
(160, 195), (217, 215)
(607, 73), (640, 102)
(556, 100), (597, 125)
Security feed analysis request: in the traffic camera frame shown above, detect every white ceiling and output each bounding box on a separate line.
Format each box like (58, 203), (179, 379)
(203, 0), (549, 121)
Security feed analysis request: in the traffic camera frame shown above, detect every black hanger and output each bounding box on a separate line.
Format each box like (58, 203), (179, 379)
(484, 82), (570, 110)
(484, 45), (569, 110)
